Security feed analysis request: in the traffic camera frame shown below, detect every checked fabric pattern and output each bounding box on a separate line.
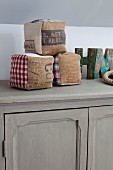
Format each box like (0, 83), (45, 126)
(53, 55), (61, 85)
(10, 54), (28, 88)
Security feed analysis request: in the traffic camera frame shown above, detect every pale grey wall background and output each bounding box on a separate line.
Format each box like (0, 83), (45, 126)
(0, 0), (113, 26)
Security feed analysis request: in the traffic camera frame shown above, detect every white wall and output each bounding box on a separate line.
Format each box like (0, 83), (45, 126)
(0, 24), (113, 80)
(0, 24), (24, 80)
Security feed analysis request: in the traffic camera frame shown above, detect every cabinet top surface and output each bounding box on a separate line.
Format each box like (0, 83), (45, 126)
(0, 79), (113, 104)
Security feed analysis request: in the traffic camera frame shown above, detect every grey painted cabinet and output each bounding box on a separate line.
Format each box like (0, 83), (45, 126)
(1, 80), (113, 170)
(5, 109), (88, 170)
(88, 106), (113, 170)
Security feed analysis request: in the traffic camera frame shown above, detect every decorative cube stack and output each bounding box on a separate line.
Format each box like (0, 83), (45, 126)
(10, 19), (81, 90)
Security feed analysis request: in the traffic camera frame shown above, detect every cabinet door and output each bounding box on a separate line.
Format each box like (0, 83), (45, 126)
(5, 109), (88, 170)
(88, 106), (113, 170)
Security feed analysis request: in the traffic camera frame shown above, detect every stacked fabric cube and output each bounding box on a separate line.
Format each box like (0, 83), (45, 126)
(10, 19), (81, 90)
(53, 52), (81, 85)
(10, 54), (54, 90)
